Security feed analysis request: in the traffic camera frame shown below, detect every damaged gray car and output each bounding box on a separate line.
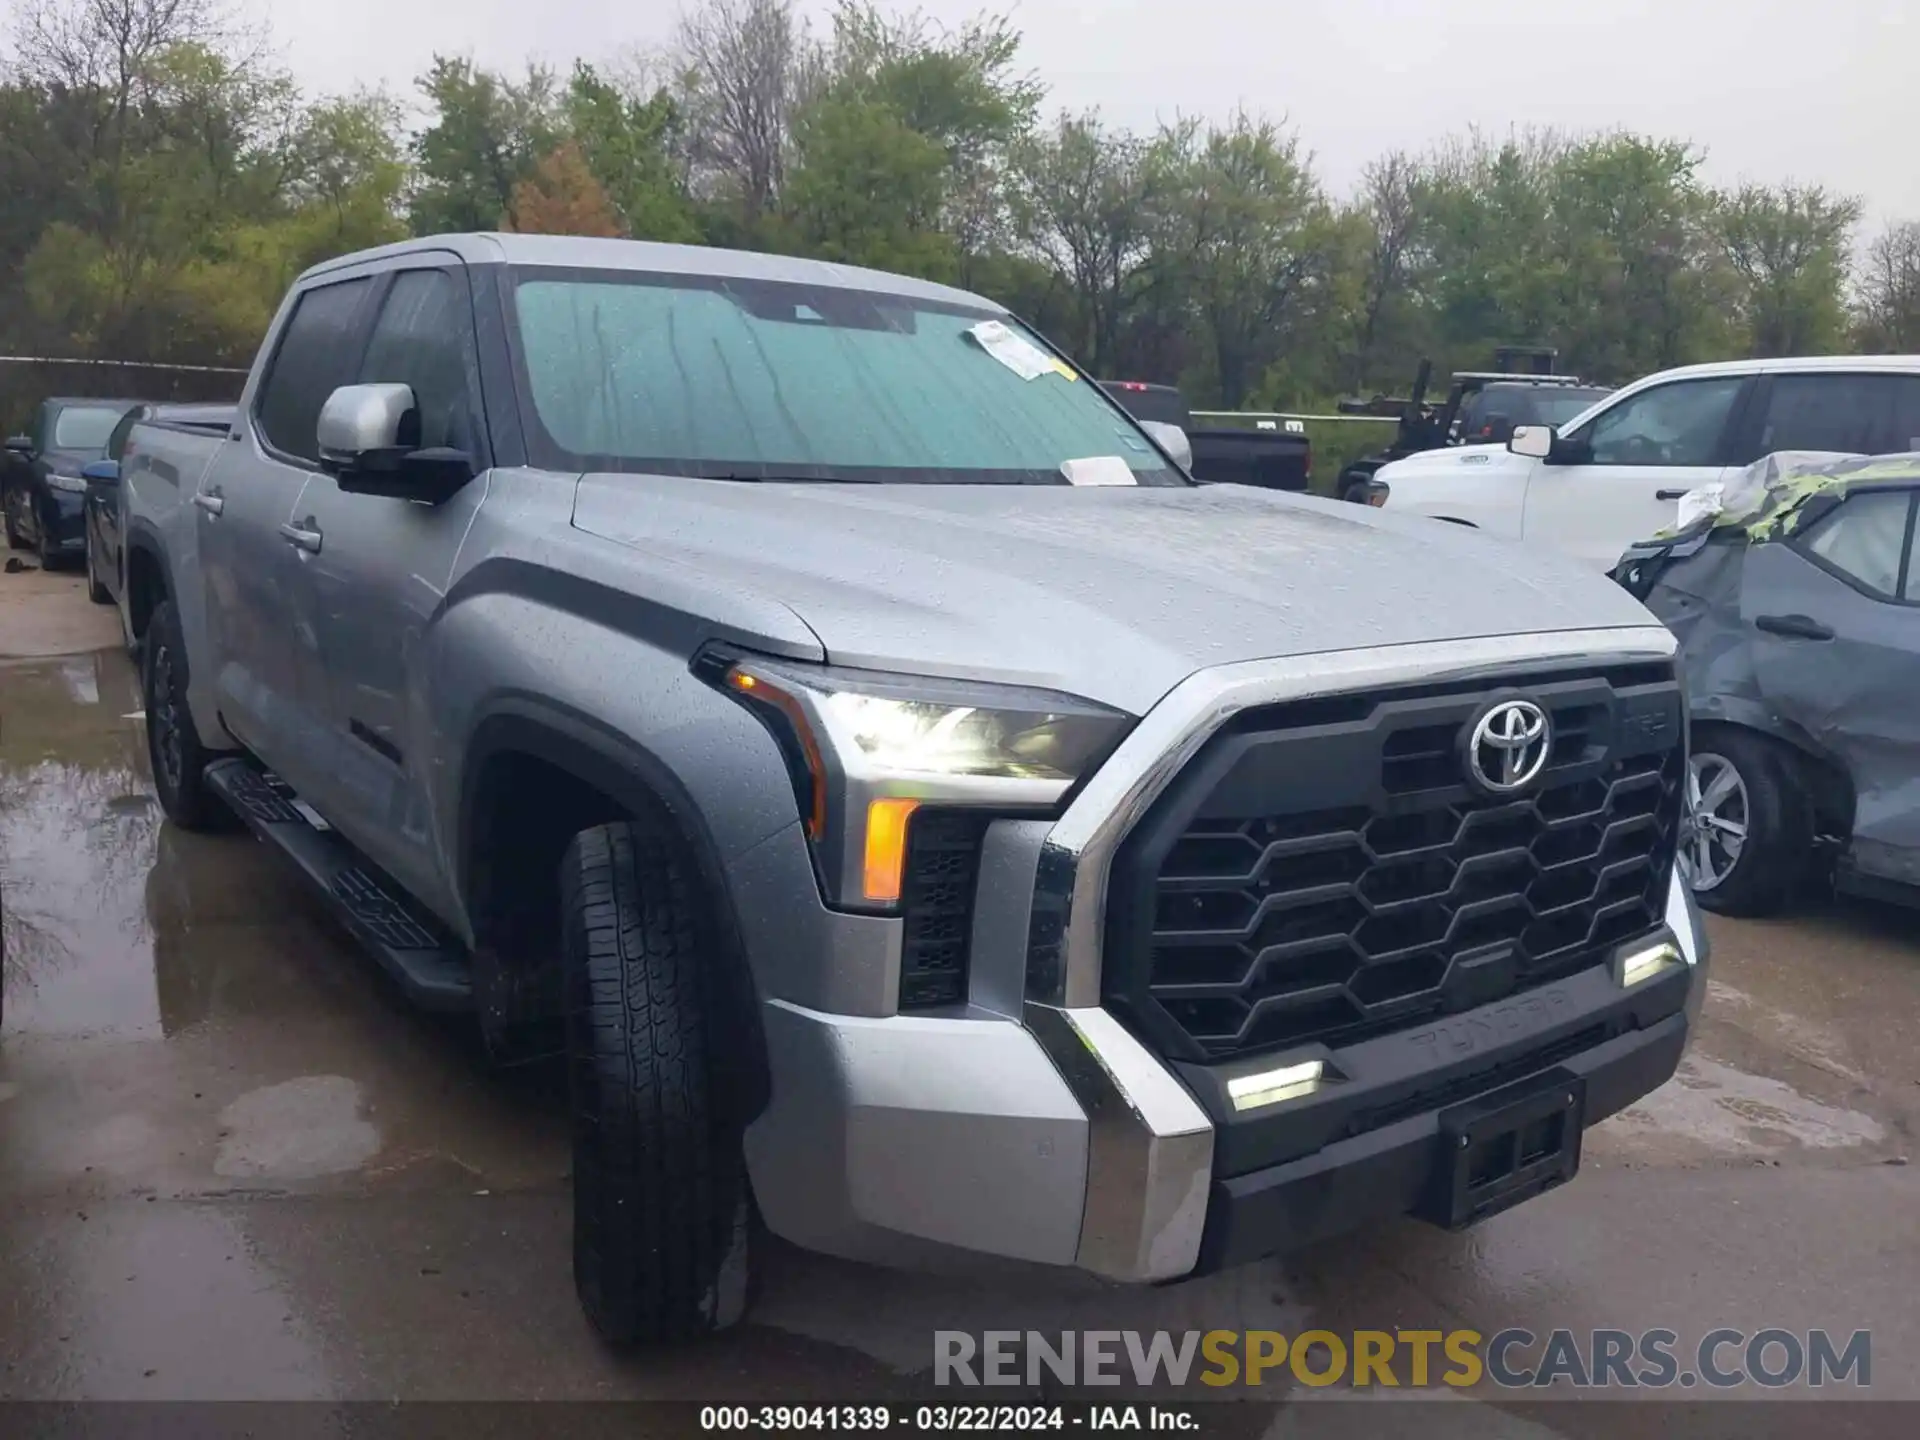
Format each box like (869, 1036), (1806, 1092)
(1613, 452), (1920, 916)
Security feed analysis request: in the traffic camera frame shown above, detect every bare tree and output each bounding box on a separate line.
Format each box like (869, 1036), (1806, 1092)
(10, 0), (230, 108)
(1347, 150), (1426, 388)
(1857, 220), (1920, 353)
(8, 0), (250, 233)
(1012, 112), (1150, 373)
(673, 0), (806, 221)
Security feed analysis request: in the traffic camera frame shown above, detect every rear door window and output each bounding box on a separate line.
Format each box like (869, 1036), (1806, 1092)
(254, 278), (376, 463)
(1759, 374), (1920, 456)
(1799, 489), (1917, 599)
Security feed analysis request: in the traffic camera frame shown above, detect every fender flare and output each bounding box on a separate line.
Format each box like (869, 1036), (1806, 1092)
(1689, 699), (1840, 774)
(456, 697), (770, 1107)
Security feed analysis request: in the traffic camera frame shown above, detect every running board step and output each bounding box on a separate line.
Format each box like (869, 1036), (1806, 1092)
(204, 758), (473, 1011)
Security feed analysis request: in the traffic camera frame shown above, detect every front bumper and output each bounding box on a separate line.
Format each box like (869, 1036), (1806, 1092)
(742, 628), (1709, 1280)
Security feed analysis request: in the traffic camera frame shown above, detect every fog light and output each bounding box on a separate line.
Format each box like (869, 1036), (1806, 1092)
(1616, 938), (1683, 989)
(1228, 1058), (1325, 1112)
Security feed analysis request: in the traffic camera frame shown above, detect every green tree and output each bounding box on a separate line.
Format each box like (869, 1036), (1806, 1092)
(409, 56), (559, 234)
(1714, 182), (1860, 357)
(562, 63), (699, 242)
(783, 91), (955, 278)
(1149, 113), (1334, 408)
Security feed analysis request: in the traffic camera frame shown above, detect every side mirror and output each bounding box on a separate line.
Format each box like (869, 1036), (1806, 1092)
(5, 434), (32, 454)
(1140, 420), (1193, 473)
(316, 383), (473, 504)
(81, 459), (121, 485)
(1508, 425), (1554, 460)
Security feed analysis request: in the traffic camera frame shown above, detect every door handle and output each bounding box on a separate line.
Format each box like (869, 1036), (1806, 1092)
(1755, 613), (1834, 641)
(192, 489), (224, 515)
(278, 519), (323, 553)
(1655, 488), (1690, 501)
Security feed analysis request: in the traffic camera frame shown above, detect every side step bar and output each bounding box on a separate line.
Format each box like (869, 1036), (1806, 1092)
(204, 758), (473, 1011)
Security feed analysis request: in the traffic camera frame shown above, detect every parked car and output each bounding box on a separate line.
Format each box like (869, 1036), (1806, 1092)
(86, 402), (236, 628)
(1099, 379), (1313, 490)
(129, 233), (1708, 1347)
(1364, 357), (1920, 566)
(1612, 451), (1920, 916)
(3, 397), (141, 567)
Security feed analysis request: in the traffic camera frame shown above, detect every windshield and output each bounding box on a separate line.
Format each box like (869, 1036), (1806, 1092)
(52, 405), (131, 451)
(509, 268), (1181, 486)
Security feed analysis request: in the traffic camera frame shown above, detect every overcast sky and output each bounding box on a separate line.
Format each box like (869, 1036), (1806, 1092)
(258, 0), (1919, 233)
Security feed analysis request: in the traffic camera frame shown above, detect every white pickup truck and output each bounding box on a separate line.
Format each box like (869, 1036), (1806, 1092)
(1366, 356), (1920, 566)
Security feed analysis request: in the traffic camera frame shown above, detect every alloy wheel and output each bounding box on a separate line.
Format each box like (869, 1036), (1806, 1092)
(1683, 752), (1750, 891)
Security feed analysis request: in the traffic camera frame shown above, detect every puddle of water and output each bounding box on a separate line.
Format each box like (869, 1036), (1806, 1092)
(1706, 979), (1871, 1085)
(59, 655), (101, 707)
(1613, 1054), (1885, 1153)
(1, 758), (163, 1036)
(215, 1076), (382, 1180)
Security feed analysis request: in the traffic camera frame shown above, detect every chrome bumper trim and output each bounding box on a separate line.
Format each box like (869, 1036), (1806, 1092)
(1022, 625), (1682, 1280)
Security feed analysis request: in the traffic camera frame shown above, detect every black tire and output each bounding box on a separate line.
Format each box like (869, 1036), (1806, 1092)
(561, 820), (755, 1346)
(85, 528), (112, 603)
(142, 598), (235, 831)
(1685, 728), (1813, 918)
(3, 496), (22, 548)
(35, 515), (58, 568)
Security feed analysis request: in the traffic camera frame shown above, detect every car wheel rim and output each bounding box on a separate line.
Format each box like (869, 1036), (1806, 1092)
(1683, 752), (1749, 891)
(150, 643), (185, 795)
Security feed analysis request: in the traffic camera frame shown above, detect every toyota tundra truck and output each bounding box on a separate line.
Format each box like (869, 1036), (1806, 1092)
(133, 233), (1710, 1346)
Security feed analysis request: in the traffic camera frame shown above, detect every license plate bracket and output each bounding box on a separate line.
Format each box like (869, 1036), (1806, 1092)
(1429, 1069), (1586, 1229)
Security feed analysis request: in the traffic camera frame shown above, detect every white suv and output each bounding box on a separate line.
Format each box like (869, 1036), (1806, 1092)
(1366, 356), (1920, 566)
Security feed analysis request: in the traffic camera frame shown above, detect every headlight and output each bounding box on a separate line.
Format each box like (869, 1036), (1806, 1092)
(706, 652), (1132, 909)
(47, 473), (87, 493)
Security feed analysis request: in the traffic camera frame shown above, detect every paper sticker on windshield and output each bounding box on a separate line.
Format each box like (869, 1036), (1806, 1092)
(967, 319), (1059, 381)
(1061, 455), (1137, 487)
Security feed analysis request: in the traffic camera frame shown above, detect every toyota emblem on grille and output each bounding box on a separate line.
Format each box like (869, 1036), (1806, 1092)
(1465, 698), (1551, 793)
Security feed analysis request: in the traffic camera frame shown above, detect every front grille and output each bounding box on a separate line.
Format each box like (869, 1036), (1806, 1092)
(897, 810), (986, 1010)
(1103, 665), (1685, 1063)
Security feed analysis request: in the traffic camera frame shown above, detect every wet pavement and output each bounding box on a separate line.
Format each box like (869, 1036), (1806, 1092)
(3, 589), (1918, 1429)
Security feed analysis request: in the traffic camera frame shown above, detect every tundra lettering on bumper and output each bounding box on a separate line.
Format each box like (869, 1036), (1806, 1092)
(742, 627), (1708, 1281)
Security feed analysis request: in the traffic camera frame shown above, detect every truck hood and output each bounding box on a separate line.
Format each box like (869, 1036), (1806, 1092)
(571, 476), (1657, 715)
(1376, 442), (1524, 485)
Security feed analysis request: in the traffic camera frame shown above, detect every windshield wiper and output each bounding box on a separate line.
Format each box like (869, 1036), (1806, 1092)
(700, 471), (879, 484)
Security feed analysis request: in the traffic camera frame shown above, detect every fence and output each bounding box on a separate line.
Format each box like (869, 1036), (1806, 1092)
(0, 356), (248, 436)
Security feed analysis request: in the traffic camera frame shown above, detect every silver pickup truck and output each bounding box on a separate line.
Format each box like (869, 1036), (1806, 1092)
(127, 233), (1709, 1346)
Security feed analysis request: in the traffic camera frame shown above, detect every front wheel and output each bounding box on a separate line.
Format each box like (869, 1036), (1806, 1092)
(561, 819), (756, 1346)
(35, 513), (62, 571)
(1683, 731), (1812, 917)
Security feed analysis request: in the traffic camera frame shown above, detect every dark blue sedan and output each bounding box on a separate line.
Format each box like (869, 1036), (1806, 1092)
(3, 397), (141, 568)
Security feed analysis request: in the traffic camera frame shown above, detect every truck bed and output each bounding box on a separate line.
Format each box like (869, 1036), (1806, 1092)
(1099, 380), (1311, 491)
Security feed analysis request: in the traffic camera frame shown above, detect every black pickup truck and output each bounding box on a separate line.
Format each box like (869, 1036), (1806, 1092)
(1100, 380), (1312, 491)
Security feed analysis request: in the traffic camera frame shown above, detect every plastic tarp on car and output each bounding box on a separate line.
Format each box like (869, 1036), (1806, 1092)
(1613, 451), (1920, 892)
